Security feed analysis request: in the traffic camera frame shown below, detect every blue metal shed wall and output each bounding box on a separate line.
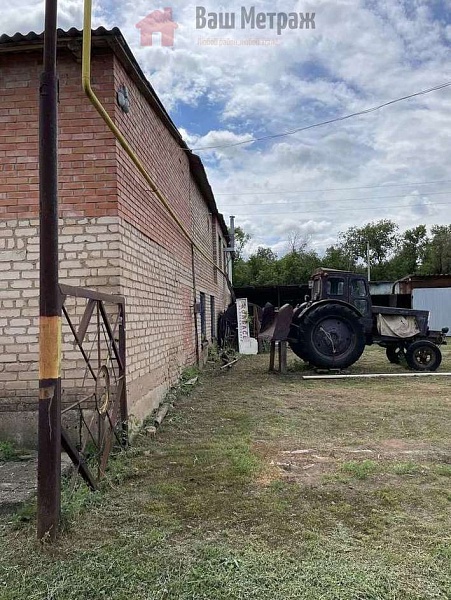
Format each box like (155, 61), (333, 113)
(412, 288), (451, 334)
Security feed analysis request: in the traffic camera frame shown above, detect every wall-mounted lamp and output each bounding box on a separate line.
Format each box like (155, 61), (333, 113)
(117, 85), (130, 113)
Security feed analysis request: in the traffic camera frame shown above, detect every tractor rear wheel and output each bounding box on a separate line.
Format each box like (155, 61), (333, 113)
(288, 340), (310, 362)
(292, 303), (366, 369)
(405, 340), (442, 371)
(288, 310), (311, 362)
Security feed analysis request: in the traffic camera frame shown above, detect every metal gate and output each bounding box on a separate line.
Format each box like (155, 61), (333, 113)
(59, 284), (128, 489)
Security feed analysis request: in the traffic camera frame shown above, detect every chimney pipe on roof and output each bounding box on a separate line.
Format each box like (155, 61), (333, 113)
(225, 215), (235, 252)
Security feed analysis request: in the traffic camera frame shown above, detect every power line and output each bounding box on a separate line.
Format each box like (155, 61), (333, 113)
(214, 178), (451, 197)
(232, 199), (451, 217)
(217, 189), (451, 208)
(191, 80), (451, 151)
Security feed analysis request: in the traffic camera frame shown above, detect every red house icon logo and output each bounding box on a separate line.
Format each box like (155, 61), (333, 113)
(136, 8), (178, 47)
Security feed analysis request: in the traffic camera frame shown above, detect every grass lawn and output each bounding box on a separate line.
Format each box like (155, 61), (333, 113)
(1, 345), (451, 599)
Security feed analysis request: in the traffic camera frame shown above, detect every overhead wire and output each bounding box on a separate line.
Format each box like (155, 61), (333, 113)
(191, 80), (451, 151)
(216, 189), (451, 208)
(231, 199), (451, 217)
(214, 178), (451, 197)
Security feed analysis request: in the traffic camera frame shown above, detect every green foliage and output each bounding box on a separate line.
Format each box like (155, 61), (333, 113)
(392, 461), (421, 475)
(180, 365), (200, 382)
(10, 502), (36, 528)
(233, 222), (451, 287)
(323, 245), (354, 271)
(421, 225), (451, 274)
(278, 249), (322, 285)
(341, 460), (379, 480)
(232, 257), (251, 287)
(233, 226), (251, 261)
(60, 478), (103, 531)
(339, 219), (398, 267)
(0, 441), (18, 461)
(247, 247), (280, 285)
(434, 464), (451, 477)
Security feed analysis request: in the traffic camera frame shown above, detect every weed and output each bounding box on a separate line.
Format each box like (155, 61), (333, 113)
(287, 359), (310, 373)
(434, 464), (451, 477)
(228, 444), (261, 477)
(60, 477), (103, 531)
(376, 489), (400, 507)
(341, 459), (379, 480)
(0, 441), (18, 461)
(180, 365), (200, 383)
(10, 502), (36, 528)
(392, 461), (422, 475)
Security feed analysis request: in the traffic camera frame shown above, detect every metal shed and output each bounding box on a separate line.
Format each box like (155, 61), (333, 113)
(412, 288), (451, 334)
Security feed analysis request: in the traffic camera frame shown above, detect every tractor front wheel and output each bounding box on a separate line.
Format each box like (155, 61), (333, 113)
(405, 340), (442, 372)
(386, 345), (405, 364)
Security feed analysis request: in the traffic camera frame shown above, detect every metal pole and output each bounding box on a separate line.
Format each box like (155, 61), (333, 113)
(366, 241), (371, 282)
(37, 0), (61, 541)
(191, 243), (200, 366)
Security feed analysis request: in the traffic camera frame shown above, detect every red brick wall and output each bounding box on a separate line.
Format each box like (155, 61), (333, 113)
(110, 53), (231, 356)
(0, 45), (228, 280)
(112, 55), (191, 261)
(0, 48), (118, 219)
(0, 42), (231, 436)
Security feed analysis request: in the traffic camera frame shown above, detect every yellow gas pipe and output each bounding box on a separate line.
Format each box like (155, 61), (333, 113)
(82, 0), (232, 284)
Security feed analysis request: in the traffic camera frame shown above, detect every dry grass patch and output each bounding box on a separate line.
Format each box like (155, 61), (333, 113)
(0, 345), (450, 599)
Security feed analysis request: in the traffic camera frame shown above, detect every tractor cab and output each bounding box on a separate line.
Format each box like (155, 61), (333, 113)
(309, 268), (372, 317)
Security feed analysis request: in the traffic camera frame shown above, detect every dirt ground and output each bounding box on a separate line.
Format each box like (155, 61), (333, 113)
(0, 456), (38, 514)
(1, 345), (451, 599)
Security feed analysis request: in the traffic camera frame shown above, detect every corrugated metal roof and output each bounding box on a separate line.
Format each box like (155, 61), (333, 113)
(0, 27), (229, 240)
(398, 273), (451, 281)
(0, 26), (120, 45)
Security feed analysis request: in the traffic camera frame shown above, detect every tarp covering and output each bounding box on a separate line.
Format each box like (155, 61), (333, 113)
(377, 314), (420, 338)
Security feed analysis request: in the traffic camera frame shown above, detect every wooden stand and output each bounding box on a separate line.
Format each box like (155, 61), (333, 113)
(269, 340), (288, 374)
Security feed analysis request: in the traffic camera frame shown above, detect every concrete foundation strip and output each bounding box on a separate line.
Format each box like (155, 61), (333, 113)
(154, 404), (170, 427)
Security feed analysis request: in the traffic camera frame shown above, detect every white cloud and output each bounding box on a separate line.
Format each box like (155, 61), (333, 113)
(2, 0), (451, 259)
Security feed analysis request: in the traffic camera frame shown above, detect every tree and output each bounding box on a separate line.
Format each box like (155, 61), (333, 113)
(421, 225), (451, 274)
(323, 245), (355, 271)
(339, 220), (398, 266)
(232, 226), (252, 285)
(233, 226), (251, 261)
(279, 249), (321, 284)
(285, 229), (308, 254)
(388, 225), (429, 278)
(233, 259), (251, 287)
(247, 247), (280, 285)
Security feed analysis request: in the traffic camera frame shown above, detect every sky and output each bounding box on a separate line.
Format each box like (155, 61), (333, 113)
(2, 0), (451, 257)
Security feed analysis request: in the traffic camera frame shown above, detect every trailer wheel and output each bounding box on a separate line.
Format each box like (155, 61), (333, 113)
(386, 345), (404, 364)
(295, 303), (366, 369)
(405, 340), (442, 371)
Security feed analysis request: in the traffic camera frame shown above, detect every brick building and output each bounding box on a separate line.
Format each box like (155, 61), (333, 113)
(0, 28), (232, 444)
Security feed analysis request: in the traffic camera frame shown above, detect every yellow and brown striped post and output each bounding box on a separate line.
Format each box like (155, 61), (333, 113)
(37, 0), (62, 541)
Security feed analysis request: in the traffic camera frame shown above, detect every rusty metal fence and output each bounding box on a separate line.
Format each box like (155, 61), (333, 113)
(59, 284), (128, 490)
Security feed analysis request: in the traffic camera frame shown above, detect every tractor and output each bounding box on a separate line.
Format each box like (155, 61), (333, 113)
(286, 268), (448, 371)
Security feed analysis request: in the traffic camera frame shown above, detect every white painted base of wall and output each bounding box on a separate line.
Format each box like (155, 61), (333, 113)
(0, 215), (230, 445)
